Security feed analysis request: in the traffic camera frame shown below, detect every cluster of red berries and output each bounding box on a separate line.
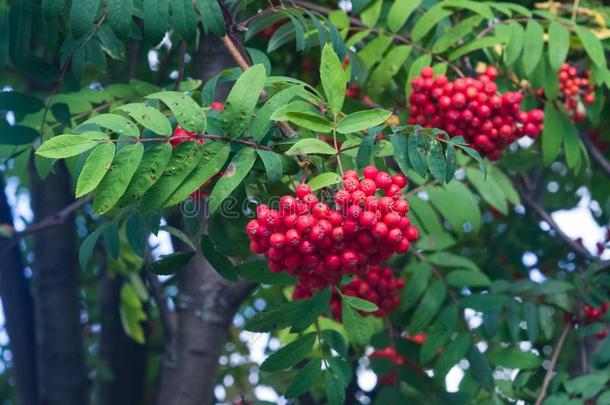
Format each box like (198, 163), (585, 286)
(293, 265), (405, 319)
(584, 302), (609, 339)
(246, 166), (419, 290)
(556, 63), (595, 121)
(408, 66), (544, 160)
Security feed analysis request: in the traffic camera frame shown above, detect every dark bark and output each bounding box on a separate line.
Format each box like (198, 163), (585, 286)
(29, 162), (88, 405)
(157, 33), (255, 405)
(157, 254), (254, 405)
(0, 174), (39, 405)
(98, 274), (147, 405)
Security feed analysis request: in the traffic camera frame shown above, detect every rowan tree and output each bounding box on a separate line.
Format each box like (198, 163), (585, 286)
(0, 0), (609, 404)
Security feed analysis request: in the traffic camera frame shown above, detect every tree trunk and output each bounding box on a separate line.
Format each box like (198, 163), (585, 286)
(29, 162), (88, 405)
(157, 254), (254, 405)
(157, 33), (254, 405)
(98, 274), (148, 405)
(0, 175), (39, 405)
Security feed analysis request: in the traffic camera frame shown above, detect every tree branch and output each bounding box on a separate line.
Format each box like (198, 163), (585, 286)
(580, 131), (610, 179)
(517, 185), (595, 261)
(535, 320), (571, 405)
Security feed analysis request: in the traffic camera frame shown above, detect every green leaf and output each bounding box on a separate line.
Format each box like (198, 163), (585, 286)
(548, 22), (570, 72)
(442, 0), (493, 18)
(221, 64), (266, 137)
(388, 0), (422, 33)
(171, 0), (197, 43)
(119, 143), (172, 205)
(79, 222), (112, 269)
(367, 45), (412, 97)
(163, 142), (231, 207)
(428, 182), (481, 234)
(107, 0), (133, 38)
(115, 103), (172, 136)
(143, 0), (169, 45)
(342, 299), (371, 346)
(141, 141), (204, 210)
(446, 270), (491, 288)
(462, 294), (508, 312)
(234, 260), (296, 285)
(361, 0), (382, 27)
(257, 149), (283, 184)
(325, 371), (346, 405)
(146, 91), (205, 133)
(505, 22), (525, 65)
(42, 0), (64, 17)
(542, 104), (567, 165)
(344, 295), (379, 312)
(260, 333), (316, 372)
(449, 36), (504, 61)
(539, 305), (554, 340)
(209, 147), (257, 213)
(0, 125), (39, 145)
(197, 0), (226, 36)
(358, 35), (393, 69)
(200, 234), (238, 282)
(411, 4), (452, 41)
(406, 54), (432, 97)
(523, 301), (539, 342)
(487, 349), (542, 369)
(282, 112), (333, 133)
(444, 145), (457, 182)
(522, 20), (544, 76)
(390, 134), (410, 175)
(119, 282), (146, 343)
(8, 0), (32, 65)
(245, 300), (311, 332)
(408, 280), (446, 333)
(321, 329), (347, 357)
(435, 333), (469, 379)
(159, 225), (196, 251)
(466, 167), (508, 214)
(36, 134), (100, 158)
(285, 138), (337, 155)
(467, 346), (494, 390)
(427, 142), (446, 182)
(337, 109), (391, 134)
(320, 43), (346, 116)
(563, 116), (583, 171)
(432, 15), (482, 53)
(408, 131), (427, 177)
(285, 359), (322, 398)
(488, 167), (519, 205)
(575, 26), (606, 67)
(81, 113), (140, 137)
(70, 0), (101, 38)
(93, 143), (144, 214)
(402, 262), (432, 310)
(408, 196), (443, 234)
(307, 172), (341, 191)
(0, 91), (44, 113)
(250, 85), (301, 141)
(149, 252), (194, 275)
(420, 306), (459, 363)
(76, 143), (116, 197)
(506, 298), (521, 342)
(290, 288), (331, 333)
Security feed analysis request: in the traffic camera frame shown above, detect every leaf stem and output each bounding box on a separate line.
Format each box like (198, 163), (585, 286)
(534, 319), (571, 405)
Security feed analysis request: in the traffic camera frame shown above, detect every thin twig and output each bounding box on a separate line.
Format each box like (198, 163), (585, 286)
(535, 320), (571, 405)
(0, 195), (92, 257)
(89, 133), (274, 151)
(580, 132), (610, 179)
(518, 182), (595, 261)
(291, 0), (465, 77)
